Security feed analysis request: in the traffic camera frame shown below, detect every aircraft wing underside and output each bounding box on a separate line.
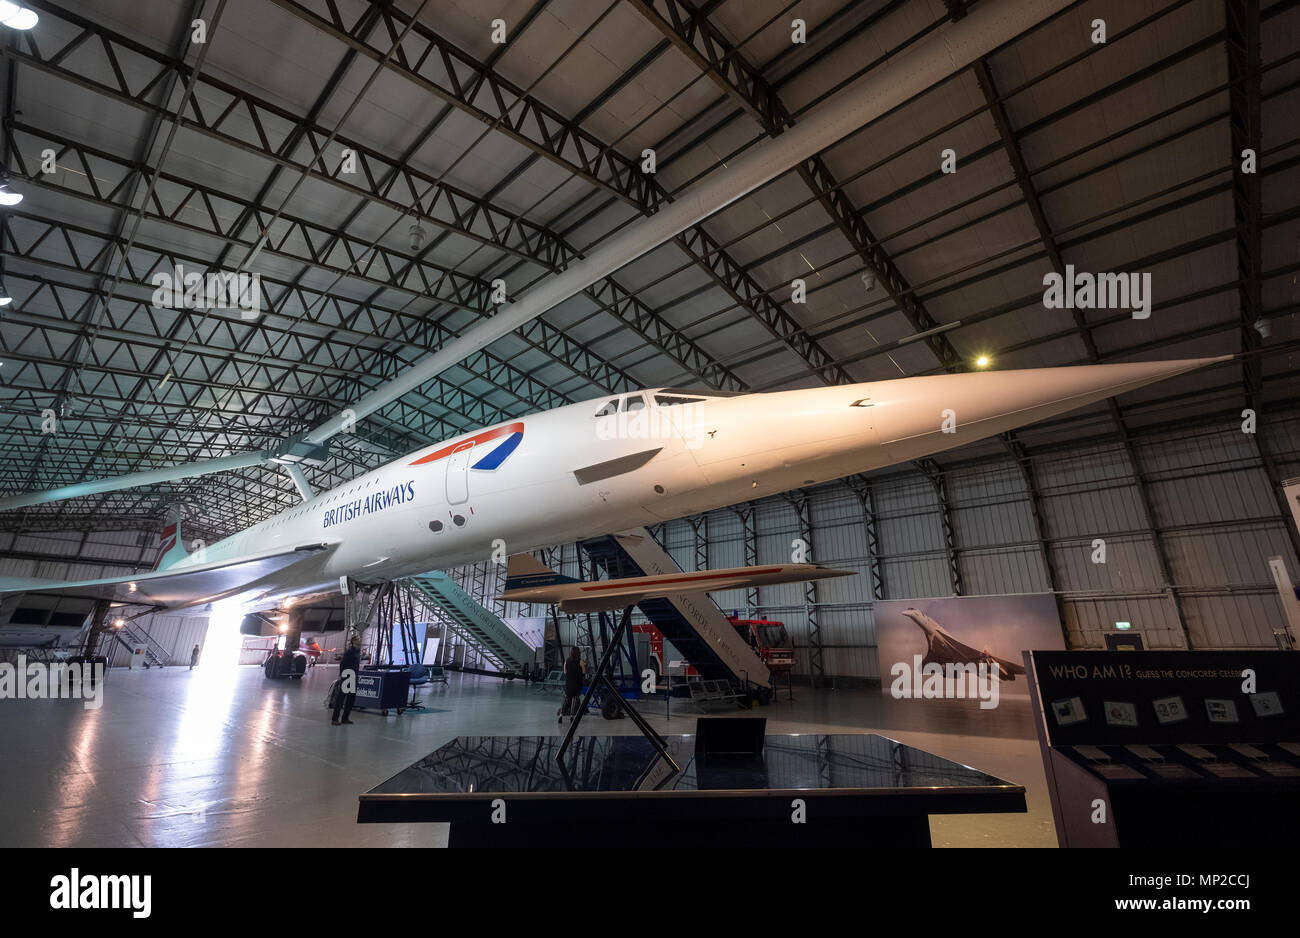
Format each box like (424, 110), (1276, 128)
(0, 543), (339, 611)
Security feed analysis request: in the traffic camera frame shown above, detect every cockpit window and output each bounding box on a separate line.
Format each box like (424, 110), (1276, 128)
(623, 394), (646, 412)
(657, 386), (745, 398)
(654, 394), (705, 406)
(594, 400), (618, 418)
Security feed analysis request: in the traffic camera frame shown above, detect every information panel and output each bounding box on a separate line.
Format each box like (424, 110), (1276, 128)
(1026, 650), (1298, 747)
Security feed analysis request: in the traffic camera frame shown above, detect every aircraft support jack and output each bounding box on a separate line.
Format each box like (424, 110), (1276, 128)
(342, 577), (381, 643)
(556, 604), (679, 780)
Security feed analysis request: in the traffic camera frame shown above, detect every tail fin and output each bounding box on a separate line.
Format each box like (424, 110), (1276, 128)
(152, 514), (191, 571)
(504, 553), (577, 591)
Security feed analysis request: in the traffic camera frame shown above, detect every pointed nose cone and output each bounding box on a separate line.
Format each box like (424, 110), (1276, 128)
(979, 355), (1231, 419)
(899, 608), (934, 633)
(873, 355), (1229, 463)
(803, 565), (856, 582)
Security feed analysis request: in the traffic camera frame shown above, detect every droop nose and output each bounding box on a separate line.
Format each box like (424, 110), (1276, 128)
(870, 356), (1228, 464)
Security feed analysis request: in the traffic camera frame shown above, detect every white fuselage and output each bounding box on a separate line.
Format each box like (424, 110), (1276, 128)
(161, 358), (1219, 607)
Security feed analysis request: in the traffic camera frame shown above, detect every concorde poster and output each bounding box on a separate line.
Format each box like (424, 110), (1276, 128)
(877, 594), (1065, 702)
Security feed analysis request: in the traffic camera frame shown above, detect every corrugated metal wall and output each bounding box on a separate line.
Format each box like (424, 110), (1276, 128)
(5, 415), (1297, 678)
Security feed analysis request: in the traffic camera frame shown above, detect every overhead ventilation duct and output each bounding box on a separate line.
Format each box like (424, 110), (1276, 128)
(0, 451), (271, 511)
(281, 464), (315, 501)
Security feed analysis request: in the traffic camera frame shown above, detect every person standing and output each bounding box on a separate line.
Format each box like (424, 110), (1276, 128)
(189, 644), (201, 670)
(333, 636), (361, 725)
(559, 647), (584, 724)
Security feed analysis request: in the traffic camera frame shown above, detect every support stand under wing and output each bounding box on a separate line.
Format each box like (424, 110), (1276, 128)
(556, 605), (679, 788)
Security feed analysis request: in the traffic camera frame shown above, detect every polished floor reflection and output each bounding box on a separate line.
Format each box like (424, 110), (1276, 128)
(0, 666), (1057, 847)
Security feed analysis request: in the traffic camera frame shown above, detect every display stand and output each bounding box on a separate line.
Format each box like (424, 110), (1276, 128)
(1025, 650), (1300, 847)
(358, 732), (1026, 847)
(354, 582), (427, 716)
(556, 604), (679, 781)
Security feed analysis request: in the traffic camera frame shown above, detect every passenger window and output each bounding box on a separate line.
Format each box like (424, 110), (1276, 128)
(594, 400), (618, 418)
(623, 394), (646, 412)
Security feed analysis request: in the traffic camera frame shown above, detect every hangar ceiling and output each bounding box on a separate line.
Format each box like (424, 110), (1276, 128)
(0, 0), (1297, 544)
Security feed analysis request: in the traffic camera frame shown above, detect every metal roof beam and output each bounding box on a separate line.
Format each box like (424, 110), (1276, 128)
(8, 5), (724, 397)
(631, 0), (965, 379)
(1, 212), (577, 423)
(0, 272), (487, 447)
(1223, 0), (1300, 571)
(269, 0), (866, 387)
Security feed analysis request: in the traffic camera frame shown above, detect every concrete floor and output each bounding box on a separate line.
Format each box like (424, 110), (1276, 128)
(0, 664), (1058, 848)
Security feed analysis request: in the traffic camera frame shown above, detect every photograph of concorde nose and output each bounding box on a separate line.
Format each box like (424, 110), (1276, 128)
(0, 0), (1297, 857)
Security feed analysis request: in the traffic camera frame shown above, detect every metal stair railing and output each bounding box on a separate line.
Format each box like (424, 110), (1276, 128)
(116, 623), (169, 667)
(403, 572), (532, 673)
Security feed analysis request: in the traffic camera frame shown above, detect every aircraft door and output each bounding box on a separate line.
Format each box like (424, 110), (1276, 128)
(446, 442), (474, 504)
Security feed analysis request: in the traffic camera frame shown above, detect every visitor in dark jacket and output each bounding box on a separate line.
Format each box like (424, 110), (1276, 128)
(559, 647), (584, 724)
(333, 637), (362, 725)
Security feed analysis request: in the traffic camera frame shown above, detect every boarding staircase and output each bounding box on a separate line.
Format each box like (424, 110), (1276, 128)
(108, 622), (169, 668)
(579, 530), (769, 690)
(403, 572), (532, 675)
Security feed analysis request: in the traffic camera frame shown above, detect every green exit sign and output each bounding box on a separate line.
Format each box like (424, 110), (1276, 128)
(1115, 621), (1132, 631)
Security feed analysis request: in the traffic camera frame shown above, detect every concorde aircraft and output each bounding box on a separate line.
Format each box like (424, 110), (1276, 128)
(0, 0), (1099, 631)
(899, 607), (1028, 683)
(0, 356), (1225, 620)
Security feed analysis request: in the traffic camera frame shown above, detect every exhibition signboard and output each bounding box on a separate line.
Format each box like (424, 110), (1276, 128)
(876, 593), (1064, 702)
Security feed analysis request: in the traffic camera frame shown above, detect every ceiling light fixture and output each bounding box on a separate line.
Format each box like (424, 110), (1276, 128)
(0, 2), (37, 30)
(0, 176), (21, 206)
(975, 355), (991, 368)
